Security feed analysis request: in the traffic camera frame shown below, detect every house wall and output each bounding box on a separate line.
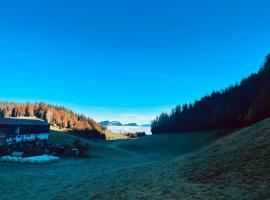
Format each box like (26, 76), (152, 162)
(0, 135), (5, 145)
(6, 136), (13, 143)
(0, 124), (50, 135)
(15, 135), (23, 142)
(4, 133), (49, 145)
(23, 134), (36, 141)
(36, 133), (49, 140)
(0, 121), (50, 146)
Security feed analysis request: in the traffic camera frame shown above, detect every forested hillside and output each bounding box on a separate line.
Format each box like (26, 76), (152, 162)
(0, 102), (106, 139)
(152, 54), (270, 134)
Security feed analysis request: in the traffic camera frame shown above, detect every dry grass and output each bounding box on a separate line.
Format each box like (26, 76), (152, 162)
(104, 130), (129, 140)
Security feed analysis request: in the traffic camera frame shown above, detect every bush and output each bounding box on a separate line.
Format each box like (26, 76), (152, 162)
(73, 138), (90, 157)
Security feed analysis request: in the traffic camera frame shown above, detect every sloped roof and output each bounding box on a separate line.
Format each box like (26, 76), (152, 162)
(0, 118), (49, 126)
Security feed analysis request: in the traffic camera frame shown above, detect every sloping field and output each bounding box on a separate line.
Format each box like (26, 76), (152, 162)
(83, 119), (270, 200)
(49, 130), (130, 158)
(0, 119), (270, 199)
(178, 118), (270, 199)
(103, 130), (129, 140)
(111, 130), (224, 159)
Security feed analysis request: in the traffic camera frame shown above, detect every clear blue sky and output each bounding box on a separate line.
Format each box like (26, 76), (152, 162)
(0, 0), (270, 124)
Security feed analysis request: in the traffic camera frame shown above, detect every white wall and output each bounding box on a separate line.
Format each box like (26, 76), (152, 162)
(15, 135), (23, 142)
(36, 133), (49, 140)
(6, 133), (49, 144)
(23, 134), (36, 141)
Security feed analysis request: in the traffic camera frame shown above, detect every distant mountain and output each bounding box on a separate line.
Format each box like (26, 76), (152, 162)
(152, 54), (270, 134)
(124, 123), (138, 126)
(100, 121), (122, 126)
(100, 121), (139, 126)
(99, 121), (111, 126)
(110, 121), (123, 126)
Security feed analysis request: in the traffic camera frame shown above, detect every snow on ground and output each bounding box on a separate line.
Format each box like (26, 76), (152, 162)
(0, 155), (59, 164)
(107, 125), (152, 135)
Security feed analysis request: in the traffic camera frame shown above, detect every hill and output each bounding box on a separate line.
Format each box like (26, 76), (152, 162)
(57, 118), (270, 199)
(48, 130), (129, 157)
(1, 118), (270, 199)
(113, 130), (224, 158)
(0, 102), (106, 139)
(176, 118), (270, 199)
(152, 54), (270, 134)
(124, 123), (138, 126)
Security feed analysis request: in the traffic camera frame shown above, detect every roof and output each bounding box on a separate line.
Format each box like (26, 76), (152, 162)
(0, 118), (50, 134)
(0, 118), (49, 126)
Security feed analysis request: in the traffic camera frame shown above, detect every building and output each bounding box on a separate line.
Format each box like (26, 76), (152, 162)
(0, 118), (50, 147)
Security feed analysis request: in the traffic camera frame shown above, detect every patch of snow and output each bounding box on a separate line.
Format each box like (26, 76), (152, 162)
(0, 154), (59, 164)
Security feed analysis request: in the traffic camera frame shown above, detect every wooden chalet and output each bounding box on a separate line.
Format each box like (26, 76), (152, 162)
(0, 118), (50, 147)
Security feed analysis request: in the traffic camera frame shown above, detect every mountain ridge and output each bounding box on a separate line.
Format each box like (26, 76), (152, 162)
(99, 121), (138, 126)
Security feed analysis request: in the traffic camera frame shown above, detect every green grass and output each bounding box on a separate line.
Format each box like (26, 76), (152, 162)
(2, 120), (270, 199)
(179, 118), (270, 188)
(49, 130), (89, 146)
(114, 130), (225, 159)
(49, 130), (225, 159)
(53, 119), (270, 200)
(49, 130), (133, 158)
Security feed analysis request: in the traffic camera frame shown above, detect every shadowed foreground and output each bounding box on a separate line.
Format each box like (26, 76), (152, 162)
(1, 119), (270, 199)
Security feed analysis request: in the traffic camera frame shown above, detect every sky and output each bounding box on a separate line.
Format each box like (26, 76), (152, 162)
(0, 0), (270, 124)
